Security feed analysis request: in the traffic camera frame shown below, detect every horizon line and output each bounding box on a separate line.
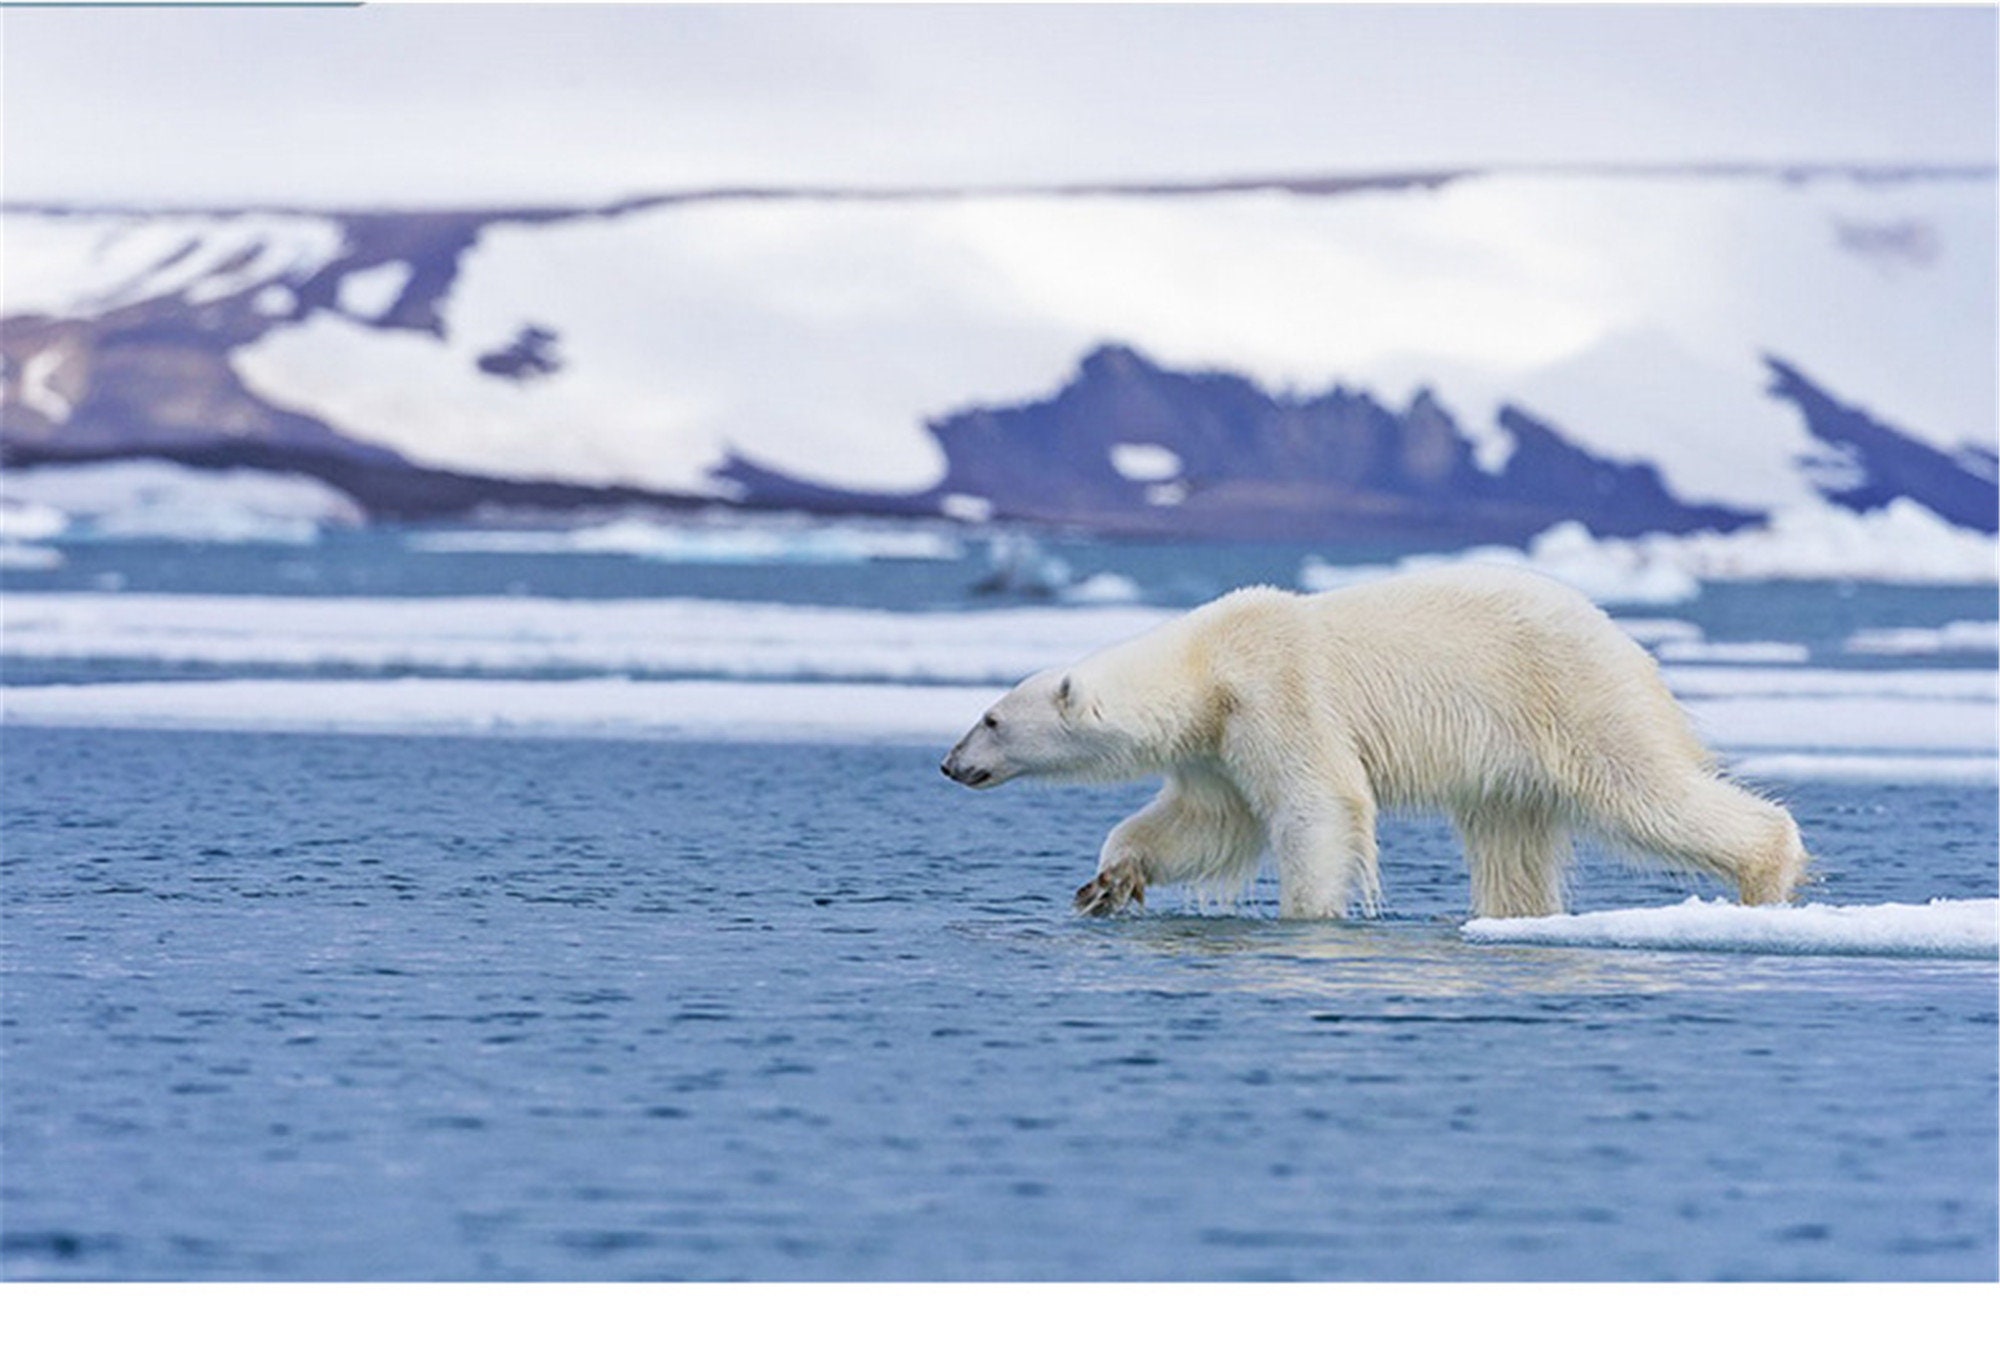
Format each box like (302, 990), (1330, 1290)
(5, 159), (1994, 221)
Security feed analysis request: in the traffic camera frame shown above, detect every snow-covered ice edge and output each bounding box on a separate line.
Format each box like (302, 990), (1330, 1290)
(1301, 501), (1998, 606)
(0, 677), (996, 746)
(1463, 897), (1998, 959)
(1, 678), (1992, 787)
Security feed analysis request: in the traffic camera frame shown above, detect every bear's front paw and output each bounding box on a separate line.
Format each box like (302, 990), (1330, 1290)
(1075, 862), (1146, 916)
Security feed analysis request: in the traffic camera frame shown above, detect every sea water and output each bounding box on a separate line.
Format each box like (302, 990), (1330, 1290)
(1, 531), (1995, 1280)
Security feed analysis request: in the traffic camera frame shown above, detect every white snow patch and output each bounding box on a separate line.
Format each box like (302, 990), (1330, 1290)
(406, 517), (958, 563)
(335, 261), (414, 321)
(1144, 482), (1189, 507)
(18, 350), (74, 422)
(1109, 444), (1183, 483)
(207, 177), (1993, 500)
(1846, 620), (2000, 656)
(253, 285), (297, 318)
(1463, 897), (1997, 959)
(3, 213), (347, 318)
(0, 460), (365, 544)
(939, 494), (994, 523)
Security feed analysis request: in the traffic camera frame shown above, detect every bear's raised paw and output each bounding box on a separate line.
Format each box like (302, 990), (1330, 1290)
(1075, 863), (1146, 916)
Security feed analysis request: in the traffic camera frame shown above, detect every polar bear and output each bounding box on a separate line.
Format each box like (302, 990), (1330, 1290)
(940, 565), (1806, 919)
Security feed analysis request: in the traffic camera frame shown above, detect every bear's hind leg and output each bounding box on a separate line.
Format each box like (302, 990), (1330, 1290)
(1457, 802), (1570, 919)
(1592, 771), (1807, 906)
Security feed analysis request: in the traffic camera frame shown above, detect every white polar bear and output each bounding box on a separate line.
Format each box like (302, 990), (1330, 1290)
(941, 565), (1807, 919)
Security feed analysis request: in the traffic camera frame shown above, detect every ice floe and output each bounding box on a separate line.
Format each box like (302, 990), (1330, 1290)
(2, 665), (1991, 782)
(1846, 620), (2000, 657)
(1463, 897), (1998, 959)
(1302, 500), (1998, 606)
(0, 593), (1169, 682)
(0, 544), (64, 571)
(1727, 753), (1996, 785)
(1, 461), (365, 544)
(406, 517), (959, 563)
(0, 500), (70, 542)
(1653, 640), (1811, 665)
(0, 677), (994, 746)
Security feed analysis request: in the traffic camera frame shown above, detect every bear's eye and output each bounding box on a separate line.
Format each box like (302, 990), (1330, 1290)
(983, 713), (999, 730)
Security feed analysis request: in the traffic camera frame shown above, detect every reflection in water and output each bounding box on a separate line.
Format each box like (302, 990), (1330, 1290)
(969, 907), (1976, 1002)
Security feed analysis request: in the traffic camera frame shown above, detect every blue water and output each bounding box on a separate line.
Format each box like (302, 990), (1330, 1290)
(3, 727), (1994, 1280)
(3, 533), (1996, 1278)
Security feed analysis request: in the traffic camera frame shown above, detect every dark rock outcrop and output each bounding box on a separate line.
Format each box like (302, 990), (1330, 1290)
(725, 344), (1759, 542)
(1769, 356), (1998, 533)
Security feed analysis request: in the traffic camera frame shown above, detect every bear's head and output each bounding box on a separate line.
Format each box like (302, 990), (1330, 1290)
(941, 667), (1134, 788)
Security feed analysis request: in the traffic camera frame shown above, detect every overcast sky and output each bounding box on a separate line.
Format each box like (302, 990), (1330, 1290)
(2, 3), (1994, 209)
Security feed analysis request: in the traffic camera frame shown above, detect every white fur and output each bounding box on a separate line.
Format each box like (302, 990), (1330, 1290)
(942, 565), (1808, 920)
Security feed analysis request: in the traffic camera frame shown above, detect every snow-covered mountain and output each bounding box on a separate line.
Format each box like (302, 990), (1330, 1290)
(3, 168), (1993, 538)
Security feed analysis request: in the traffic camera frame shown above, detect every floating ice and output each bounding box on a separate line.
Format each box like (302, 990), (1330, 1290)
(1654, 640), (1811, 665)
(1061, 573), (1144, 605)
(968, 532), (1085, 600)
(939, 494), (994, 524)
(0, 544), (64, 571)
(1302, 525), (1701, 606)
(0, 461), (365, 544)
(0, 500), (69, 542)
(1302, 500), (1998, 605)
(1727, 753), (1996, 785)
(1638, 500), (1999, 584)
(0, 677), (995, 745)
(1846, 620), (2000, 657)
(1, 662), (1991, 776)
(0, 592), (1169, 683)
(405, 517), (959, 563)
(1606, 618), (1705, 645)
(1463, 897), (1998, 959)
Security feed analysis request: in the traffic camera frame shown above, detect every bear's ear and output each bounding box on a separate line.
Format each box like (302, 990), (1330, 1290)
(1056, 673), (1098, 724)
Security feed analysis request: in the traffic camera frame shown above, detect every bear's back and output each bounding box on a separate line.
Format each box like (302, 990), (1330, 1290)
(1246, 566), (1699, 806)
